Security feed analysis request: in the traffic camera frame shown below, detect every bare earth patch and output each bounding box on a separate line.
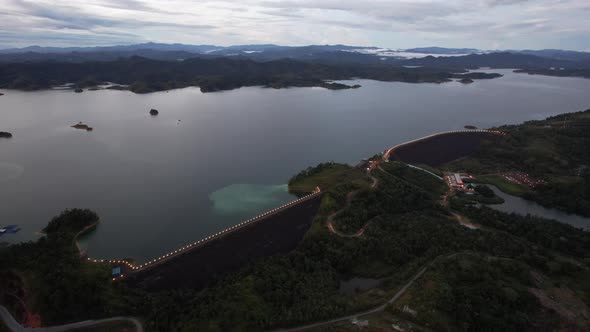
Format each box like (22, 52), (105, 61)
(529, 286), (590, 330)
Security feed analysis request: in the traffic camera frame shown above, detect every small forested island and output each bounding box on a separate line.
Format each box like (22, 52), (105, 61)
(456, 72), (503, 79)
(459, 77), (474, 83)
(317, 82), (362, 90)
(1, 110), (589, 331)
(0, 131), (13, 138)
(74, 88), (83, 93)
(464, 125), (478, 129)
(71, 122), (93, 131)
(149, 108), (159, 116)
(0, 92), (4, 96)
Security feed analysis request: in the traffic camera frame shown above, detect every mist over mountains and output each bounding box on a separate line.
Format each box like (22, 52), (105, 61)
(1, 43), (589, 66)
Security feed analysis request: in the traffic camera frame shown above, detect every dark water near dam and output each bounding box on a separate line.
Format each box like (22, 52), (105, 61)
(1, 69), (590, 262)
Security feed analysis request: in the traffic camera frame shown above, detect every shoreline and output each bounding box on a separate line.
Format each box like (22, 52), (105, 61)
(81, 189), (321, 277)
(0, 72), (505, 95)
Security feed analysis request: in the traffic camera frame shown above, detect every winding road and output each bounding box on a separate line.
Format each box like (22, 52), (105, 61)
(0, 306), (143, 332)
(284, 164), (456, 331)
(406, 164), (443, 180)
(326, 174), (378, 238)
(270, 252), (459, 332)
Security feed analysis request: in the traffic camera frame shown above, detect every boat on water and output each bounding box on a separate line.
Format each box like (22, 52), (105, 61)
(0, 225), (21, 236)
(71, 122), (93, 131)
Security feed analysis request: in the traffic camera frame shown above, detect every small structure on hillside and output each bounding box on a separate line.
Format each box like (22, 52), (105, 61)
(453, 173), (464, 187)
(351, 317), (369, 329)
(444, 172), (475, 192)
(501, 172), (545, 188)
(403, 305), (417, 317)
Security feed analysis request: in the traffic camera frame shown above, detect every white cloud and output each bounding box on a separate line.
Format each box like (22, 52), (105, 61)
(0, 0), (588, 50)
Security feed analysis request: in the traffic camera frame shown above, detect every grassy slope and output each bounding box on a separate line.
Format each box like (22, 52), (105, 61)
(475, 175), (529, 196)
(288, 163), (370, 194)
(379, 162), (447, 198)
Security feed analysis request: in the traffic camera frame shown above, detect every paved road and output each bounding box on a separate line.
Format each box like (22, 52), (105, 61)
(0, 307), (143, 332)
(326, 174), (378, 238)
(406, 164), (443, 180)
(270, 252), (460, 332)
(270, 261), (431, 332)
(0, 306), (22, 332)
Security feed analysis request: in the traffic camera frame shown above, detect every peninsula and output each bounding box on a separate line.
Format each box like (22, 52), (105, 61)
(2, 110), (589, 331)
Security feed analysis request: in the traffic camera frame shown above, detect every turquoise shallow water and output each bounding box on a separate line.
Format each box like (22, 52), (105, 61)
(210, 184), (293, 216)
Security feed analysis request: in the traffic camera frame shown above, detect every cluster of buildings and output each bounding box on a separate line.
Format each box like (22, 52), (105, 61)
(501, 172), (545, 188)
(444, 172), (474, 192)
(360, 156), (384, 172)
(365, 159), (379, 172)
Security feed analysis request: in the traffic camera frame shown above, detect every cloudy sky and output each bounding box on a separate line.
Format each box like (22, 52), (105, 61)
(1, 0), (589, 50)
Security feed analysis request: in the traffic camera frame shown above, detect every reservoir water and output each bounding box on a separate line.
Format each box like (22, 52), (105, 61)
(1, 69), (590, 261)
(487, 185), (590, 230)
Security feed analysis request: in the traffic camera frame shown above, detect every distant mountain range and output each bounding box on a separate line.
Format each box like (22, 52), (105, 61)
(1, 43), (589, 62)
(0, 42), (220, 54)
(0, 43), (590, 85)
(0, 43), (589, 83)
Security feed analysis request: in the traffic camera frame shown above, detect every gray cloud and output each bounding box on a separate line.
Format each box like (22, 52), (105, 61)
(486, 0), (530, 6)
(0, 0), (588, 50)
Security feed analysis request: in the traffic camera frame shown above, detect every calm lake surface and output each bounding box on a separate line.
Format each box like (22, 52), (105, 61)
(487, 185), (590, 230)
(1, 69), (590, 262)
